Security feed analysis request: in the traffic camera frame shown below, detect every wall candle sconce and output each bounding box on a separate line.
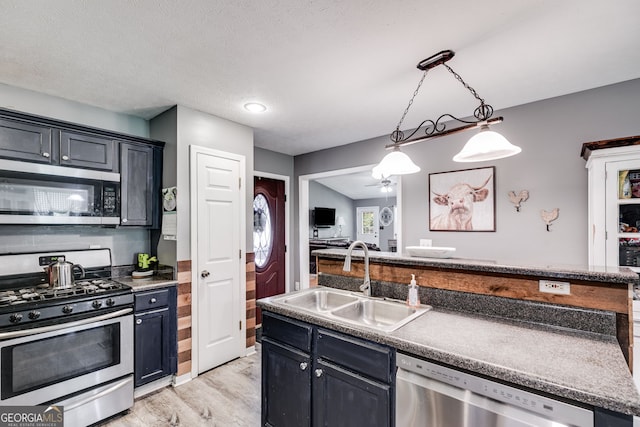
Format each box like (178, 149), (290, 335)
(508, 190), (529, 212)
(541, 208), (559, 231)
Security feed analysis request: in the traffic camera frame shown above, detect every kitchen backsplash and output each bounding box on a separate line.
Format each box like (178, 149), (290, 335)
(0, 225), (149, 265)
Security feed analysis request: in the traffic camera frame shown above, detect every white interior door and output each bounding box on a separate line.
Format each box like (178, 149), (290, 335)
(356, 206), (379, 247)
(193, 147), (244, 374)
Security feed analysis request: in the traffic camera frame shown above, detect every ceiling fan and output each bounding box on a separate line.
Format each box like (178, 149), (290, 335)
(366, 178), (397, 193)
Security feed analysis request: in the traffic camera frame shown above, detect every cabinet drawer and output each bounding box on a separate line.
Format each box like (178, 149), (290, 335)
(262, 312), (313, 353)
(316, 328), (394, 383)
(135, 288), (170, 311)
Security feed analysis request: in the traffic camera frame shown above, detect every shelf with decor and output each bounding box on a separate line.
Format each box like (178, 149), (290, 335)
(585, 138), (640, 273)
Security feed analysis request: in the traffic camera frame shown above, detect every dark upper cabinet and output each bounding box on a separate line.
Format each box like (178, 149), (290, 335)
(59, 130), (116, 171)
(0, 116), (55, 164)
(0, 108), (165, 228)
(120, 143), (161, 228)
(261, 312), (395, 427)
(134, 287), (177, 388)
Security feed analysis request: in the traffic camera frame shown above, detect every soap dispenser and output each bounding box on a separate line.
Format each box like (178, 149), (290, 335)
(407, 274), (420, 308)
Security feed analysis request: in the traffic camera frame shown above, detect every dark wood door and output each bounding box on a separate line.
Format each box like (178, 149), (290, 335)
(254, 177), (286, 324)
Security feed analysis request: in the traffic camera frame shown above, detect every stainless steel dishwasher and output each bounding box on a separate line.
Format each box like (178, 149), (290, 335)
(396, 353), (594, 427)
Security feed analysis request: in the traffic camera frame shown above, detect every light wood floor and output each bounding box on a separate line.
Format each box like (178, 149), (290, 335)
(102, 345), (261, 427)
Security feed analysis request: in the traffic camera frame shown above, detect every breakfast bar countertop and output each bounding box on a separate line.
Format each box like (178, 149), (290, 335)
(312, 248), (639, 285)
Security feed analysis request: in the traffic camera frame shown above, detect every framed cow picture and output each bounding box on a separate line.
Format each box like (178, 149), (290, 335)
(428, 166), (496, 232)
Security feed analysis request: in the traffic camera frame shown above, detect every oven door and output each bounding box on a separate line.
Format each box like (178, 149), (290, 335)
(0, 308), (133, 405)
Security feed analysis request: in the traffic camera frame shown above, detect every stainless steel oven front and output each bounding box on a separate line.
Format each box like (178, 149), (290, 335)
(0, 308), (133, 425)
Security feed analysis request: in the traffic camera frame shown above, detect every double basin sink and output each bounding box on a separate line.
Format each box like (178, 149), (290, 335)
(274, 287), (430, 333)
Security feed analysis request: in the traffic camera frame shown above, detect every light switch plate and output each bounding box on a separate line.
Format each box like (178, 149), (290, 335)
(539, 280), (571, 295)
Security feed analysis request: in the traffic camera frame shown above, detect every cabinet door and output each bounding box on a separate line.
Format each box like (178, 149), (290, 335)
(120, 143), (154, 226)
(262, 338), (311, 427)
(134, 307), (171, 387)
(59, 130), (115, 170)
(313, 359), (391, 427)
(0, 117), (54, 164)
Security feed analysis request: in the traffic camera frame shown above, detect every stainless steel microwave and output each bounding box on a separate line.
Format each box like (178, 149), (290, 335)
(0, 159), (120, 225)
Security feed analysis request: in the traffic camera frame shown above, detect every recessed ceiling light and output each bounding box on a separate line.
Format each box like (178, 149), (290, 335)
(244, 102), (267, 113)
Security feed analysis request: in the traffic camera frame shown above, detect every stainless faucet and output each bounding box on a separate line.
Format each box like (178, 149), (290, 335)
(343, 240), (371, 296)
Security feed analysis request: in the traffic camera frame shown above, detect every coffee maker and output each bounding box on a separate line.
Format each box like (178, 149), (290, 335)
(136, 253), (157, 272)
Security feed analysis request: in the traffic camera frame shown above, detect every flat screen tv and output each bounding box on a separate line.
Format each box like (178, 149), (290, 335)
(313, 207), (335, 227)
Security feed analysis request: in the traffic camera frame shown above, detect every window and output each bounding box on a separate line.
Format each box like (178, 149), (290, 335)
(253, 194), (272, 268)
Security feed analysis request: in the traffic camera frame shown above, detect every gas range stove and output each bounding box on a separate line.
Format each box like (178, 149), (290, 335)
(0, 278), (127, 307)
(0, 249), (133, 330)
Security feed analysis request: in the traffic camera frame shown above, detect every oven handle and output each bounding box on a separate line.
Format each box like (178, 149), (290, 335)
(63, 376), (133, 411)
(0, 308), (133, 340)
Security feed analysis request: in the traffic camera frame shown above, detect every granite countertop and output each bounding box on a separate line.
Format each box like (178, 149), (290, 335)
(114, 276), (177, 292)
(257, 289), (640, 417)
(312, 249), (639, 285)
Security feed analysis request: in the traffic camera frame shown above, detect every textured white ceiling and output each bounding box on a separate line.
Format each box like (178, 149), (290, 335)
(316, 172), (397, 200)
(0, 1), (639, 155)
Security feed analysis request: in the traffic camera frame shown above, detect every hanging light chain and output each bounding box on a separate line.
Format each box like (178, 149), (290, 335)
(443, 64), (484, 103)
(443, 63), (493, 121)
(394, 70), (428, 135)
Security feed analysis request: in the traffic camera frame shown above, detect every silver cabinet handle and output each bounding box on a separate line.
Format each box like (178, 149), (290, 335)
(136, 319), (142, 325)
(201, 270), (210, 278)
(315, 369), (323, 378)
(42, 152), (50, 158)
(150, 297), (157, 303)
(299, 362), (308, 371)
(62, 155), (70, 161)
(122, 218), (128, 223)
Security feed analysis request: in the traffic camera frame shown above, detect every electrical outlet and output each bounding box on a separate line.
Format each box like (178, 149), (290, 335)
(539, 280), (570, 295)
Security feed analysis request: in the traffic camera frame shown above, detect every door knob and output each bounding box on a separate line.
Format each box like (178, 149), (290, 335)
(62, 155), (70, 161)
(201, 270), (210, 278)
(315, 369), (323, 378)
(42, 152), (50, 158)
(299, 362), (308, 371)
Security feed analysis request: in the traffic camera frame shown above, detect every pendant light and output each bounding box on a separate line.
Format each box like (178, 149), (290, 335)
(372, 50), (521, 178)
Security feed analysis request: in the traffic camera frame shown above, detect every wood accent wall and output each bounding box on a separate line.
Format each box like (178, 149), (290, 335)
(176, 260), (192, 377)
(175, 256), (256, 379)
(246, 253), (257, 348)
(318, 258), (633, 365)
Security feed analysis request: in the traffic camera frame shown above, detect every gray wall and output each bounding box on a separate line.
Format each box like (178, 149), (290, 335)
(151, 105), (254, 262)
(0, 83), (149, 138)
(0, 84), (152, 266)
(150, 107), (178, 268)
(309, 181), (354, 239)
(294, 78), (640, 280)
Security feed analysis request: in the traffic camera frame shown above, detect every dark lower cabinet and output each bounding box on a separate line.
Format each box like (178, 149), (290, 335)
(262, 312), (395, 427)
(262, 339), (311, 427)
(134, 286), (177, 387)
(313, 360), (391, 427)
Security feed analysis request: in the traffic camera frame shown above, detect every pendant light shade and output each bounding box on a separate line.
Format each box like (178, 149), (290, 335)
(453, 125), (521, 162)
(372, 147), (420, 179)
